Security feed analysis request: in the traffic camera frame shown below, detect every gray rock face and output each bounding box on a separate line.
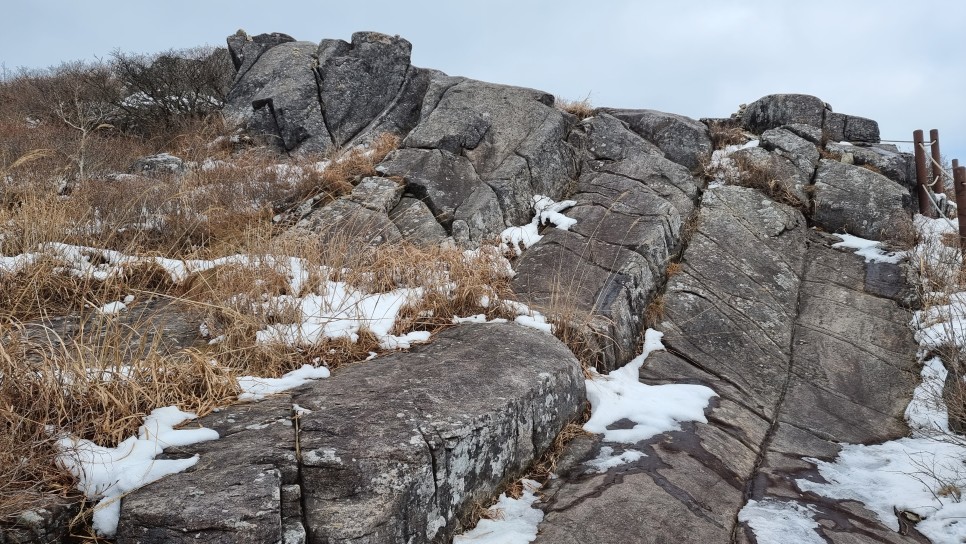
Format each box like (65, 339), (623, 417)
(316, 32), (427, 148)
(826, 142), (916, 189)
(824, 111), (881, 143)
(812, 159), (912, 238)
(224, 31), (430, 154)
(226, 30), (295, 77)
(296, 323), (583, 543)
(604, 108), (713, 170)
(512, 113), (701, 371)
(388, 197), (449, 245)
(730, 146), (811, 203)
(760, 126), (820, 177)
(224, 41), (331, 152)
(377, 148), (488, 229)
(741, 94), (828, 134)
(115, 324), (584, 544)
(129, 153), (186, 177)
(404, 77), (578, 226)
(534, 188), (921, 544)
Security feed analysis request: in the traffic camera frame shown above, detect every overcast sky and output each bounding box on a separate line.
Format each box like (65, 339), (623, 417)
(2, 0), (964, 163)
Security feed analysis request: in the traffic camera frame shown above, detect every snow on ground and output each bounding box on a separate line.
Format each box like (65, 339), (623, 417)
(741, 217), (966, 544)
(584, 446), (646, 473)
(453, 480), (544, 544)
(500, 195), (576, 256)
(583, 329), (717, 444)
(56, 407), (219, 537)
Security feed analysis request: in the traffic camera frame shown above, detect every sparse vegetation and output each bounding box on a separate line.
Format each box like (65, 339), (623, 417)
(555, 95), (595, 120)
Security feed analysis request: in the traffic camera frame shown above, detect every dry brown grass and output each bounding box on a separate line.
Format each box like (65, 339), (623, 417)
(729, 154), (806, 210)
(706, 119), (748, 149)
(555, 96), (595, 120)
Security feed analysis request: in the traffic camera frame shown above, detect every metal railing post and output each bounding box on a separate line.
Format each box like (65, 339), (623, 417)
(955, 166), (966, 250)
(914, 130), (932, 216)
(930, 129), (946, 194)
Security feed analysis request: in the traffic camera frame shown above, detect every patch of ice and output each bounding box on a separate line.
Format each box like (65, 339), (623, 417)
(584, 446), (645, 473)
(500, 195), (577, 256)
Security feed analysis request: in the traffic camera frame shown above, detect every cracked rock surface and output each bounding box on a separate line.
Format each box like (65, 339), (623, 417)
(116, 323), (584, 544)
(533, 187), (920, 543)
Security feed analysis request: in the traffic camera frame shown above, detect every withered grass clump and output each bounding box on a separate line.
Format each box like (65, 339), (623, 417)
(729, 154), (806, 210)
(555, 96), (595, 120)
(706, 119), (748, 149)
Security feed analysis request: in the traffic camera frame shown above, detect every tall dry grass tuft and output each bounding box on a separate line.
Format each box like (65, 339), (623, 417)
(555, 96), (595, 120)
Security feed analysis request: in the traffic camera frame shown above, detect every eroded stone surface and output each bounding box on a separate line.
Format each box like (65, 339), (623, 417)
(116, 324), (584, 544)
(812, 159), (912, 239)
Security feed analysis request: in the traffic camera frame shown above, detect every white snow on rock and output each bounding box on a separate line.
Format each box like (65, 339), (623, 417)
(500, 195), (576, 256)
(237, 364), (331, 401)
(56, 407), (219, 538)
(831, 233), (903, 264)
(453, 479), (544, 544)
(97, 301), (127, 315)
(738, 499), (825, 544)
(583, 329), (717, 444)
(584, 446), (645, 473)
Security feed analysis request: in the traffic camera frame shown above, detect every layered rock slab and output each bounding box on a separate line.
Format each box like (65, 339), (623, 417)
(116, 323), (584, 544)
(512, 113), (701, 371)
(533, 187), (921, 543)
(534, 186), (807, 544)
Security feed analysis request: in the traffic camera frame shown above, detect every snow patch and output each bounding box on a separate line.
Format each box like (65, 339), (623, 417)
(453, 479), (543, 544)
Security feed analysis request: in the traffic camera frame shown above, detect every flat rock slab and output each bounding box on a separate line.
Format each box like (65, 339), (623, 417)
(117, 323), (584, 544)
(534, 187), (921, 543)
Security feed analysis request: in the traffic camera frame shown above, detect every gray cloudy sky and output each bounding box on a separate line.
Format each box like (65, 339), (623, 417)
(3, 0), (964, 163)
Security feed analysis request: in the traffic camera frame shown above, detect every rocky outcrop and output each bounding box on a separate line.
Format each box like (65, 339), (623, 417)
(224, 32), (430, 153)
(534, 187), (920, 543)
(512, 113), (701, 371)
(603, 108), (713, 170)
(116, 323), (584, 544)
(812, 159), (912, 239)
(7, 30), (924, 544)
(402, 77), (578, 228)
(741, 93), (880, 143)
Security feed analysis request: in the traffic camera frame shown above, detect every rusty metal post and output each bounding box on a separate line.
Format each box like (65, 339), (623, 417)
(954, 158), (960, 170)
(930, 129), (946, 193)
(914, 130), (932, 216)
(956, 166), (966, 250)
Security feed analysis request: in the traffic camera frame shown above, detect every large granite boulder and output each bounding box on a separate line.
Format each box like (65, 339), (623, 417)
(824, 111), (880, 143)
(403, 77), (578, 226)
(729, 146), (811, 204)
(289, 176), (404, 245)
(226, 30), (295, 78)
(223, 40), (331, 152)
(603, 108), (713, 170)
(223, 31), (431, 153)
(826, 142), (916, 189)
(760, 126), (820, 178)
(116, 323), (585, 544)
(741, 94), (828, 135)
(811, 159), (912, 238)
